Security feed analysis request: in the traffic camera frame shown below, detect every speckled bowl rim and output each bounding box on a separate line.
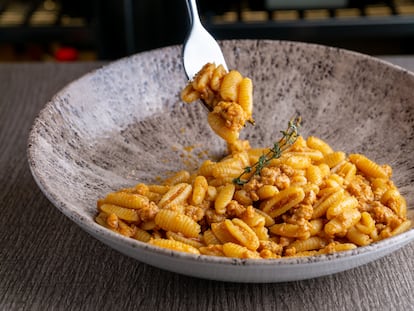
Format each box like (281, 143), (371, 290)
(27, 39), (414, 271)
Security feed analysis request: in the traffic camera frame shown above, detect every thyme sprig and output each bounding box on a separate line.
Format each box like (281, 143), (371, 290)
(233, 116), (301, 186)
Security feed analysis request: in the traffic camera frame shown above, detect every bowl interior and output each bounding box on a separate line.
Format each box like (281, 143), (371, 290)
(28, 40), (414, 265)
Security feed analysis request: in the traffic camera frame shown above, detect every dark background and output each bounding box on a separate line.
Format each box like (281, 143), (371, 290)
(1, 0), (414, 61)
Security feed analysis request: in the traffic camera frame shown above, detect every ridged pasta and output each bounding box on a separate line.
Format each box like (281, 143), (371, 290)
(306, 165), (323, 186)
(211, 158), (244, 179)
(203, 229), (222, 245)
(222, 242), (260, 259)
(211, 222), (239, 244)
(133, 227), (152, 242)
(349, 153), (388, 179)
(312, 190), (345, 219)
(191, 175), (208, 205)
(149, 239), (200, 255)
(219, 70), (243, 101)
(257, 185), (279, 200)
(346, 226), (371, 246)
(158, 183), (192, 209)
(155, 209), (200, 238)
(324, 208), (361, 237)
(207, 112), (239, 143)
(215, 183), (236, 214)
(100, 204), (139, 222)
(163, 170), (190, 186)
(270, 223), (311, 239)
(288, 236), (327, 252)
(323, 151), (346, 168)
(166, 231), (204, 249)
(261, 186), (305, 218)
(104, 192), (149, 210)
(224, 218), (260, 250)
(306, 136), (334, 155)
(238, 77), (253, 120)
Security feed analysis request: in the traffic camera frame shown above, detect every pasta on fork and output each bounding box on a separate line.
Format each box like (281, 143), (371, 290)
(95, 64), (411, 259)
(181, 63), (254, 144)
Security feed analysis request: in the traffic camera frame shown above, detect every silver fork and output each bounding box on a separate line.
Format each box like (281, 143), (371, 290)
(183, 0), (228, 81)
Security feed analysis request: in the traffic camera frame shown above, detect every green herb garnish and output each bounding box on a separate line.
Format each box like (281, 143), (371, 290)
(233, 116), (301, 185)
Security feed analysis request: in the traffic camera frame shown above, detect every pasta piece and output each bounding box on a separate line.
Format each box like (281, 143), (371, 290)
(234, 189), (253, 206)
(203, 229), (222, 245)
(240, 207), (266, 228)
(380, 189), (407, 218)
(349, 153), (388, 179)
(238, 77), (253, 121)
(323, 151), (346, 169)
(309, 219), (324, 236)
(324, 208), (361, 237)
(192, 175), (208, 205)
(207, 112), (239, 143)
(211, 222), (239, 244)
(224, 218), (260, 250)
(210, 64), (227, 91)
(154, 209), (201, 238)
(117, 219), (135, 237)
(261, 186), (305, 218)
(157, 183), (192, 209)
(166, 231), (205, 249)
(163, 170), (190, 186)
(254, 208), (275, 227)
(150, 239), (200, 255)
(336, 162), (357, 184)
(215, 183), (236, 214)
(222, 242), (261, 259)
(198, 160), (216, 177)
(371, 178), (392, 199)
(346, 226), (371, 246)
(257, 185), (279, 200)
(251, 225), (269, 241)
(269, 223), (311, 239)
(390, 220), (412, 236)
(355, 212), (376, 235)
(205, 186), (218, 201)
(147, 184), (170, 194)
(288, 236), (327, 252)
(312, 189), (345, 219)
(106, 213), (119, 229)
(100, 204), (139, 222)
(181, 84), (200, 102)
(211, 158), (243, 179)
(199, 245), (226, 257)
(104, 192), (149, 210)
(95, 212), (109, 228)
(306, 136), (334, 155)
(326, 196), (358, 220)
(306, 165), (323, 186)
(219, 70), (243, 101)
(192, 63), (215, 92)
(133, 227), (152, 242)
(284, 155), (311, 170)
(141, 220), (156, 231)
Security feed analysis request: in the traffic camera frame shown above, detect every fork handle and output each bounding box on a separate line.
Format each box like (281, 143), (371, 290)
(185, 0), (202, 27)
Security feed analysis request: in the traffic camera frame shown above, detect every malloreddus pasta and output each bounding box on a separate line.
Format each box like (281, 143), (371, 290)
(95, 63), (410, 259)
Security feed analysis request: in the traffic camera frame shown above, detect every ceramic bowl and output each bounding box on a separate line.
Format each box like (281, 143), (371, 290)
(27, 40), (414, 283)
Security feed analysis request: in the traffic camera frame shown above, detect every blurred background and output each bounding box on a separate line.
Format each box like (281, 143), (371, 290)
(1, 0), (414, 62)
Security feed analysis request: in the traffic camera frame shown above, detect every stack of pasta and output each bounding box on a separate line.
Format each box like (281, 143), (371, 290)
(95, 65), (410, 259)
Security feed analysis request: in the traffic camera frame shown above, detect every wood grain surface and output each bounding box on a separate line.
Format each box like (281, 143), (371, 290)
(1, 59), (413, 311)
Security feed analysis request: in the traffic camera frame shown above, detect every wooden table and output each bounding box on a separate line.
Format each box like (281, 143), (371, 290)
(1, 56), (413, 310)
